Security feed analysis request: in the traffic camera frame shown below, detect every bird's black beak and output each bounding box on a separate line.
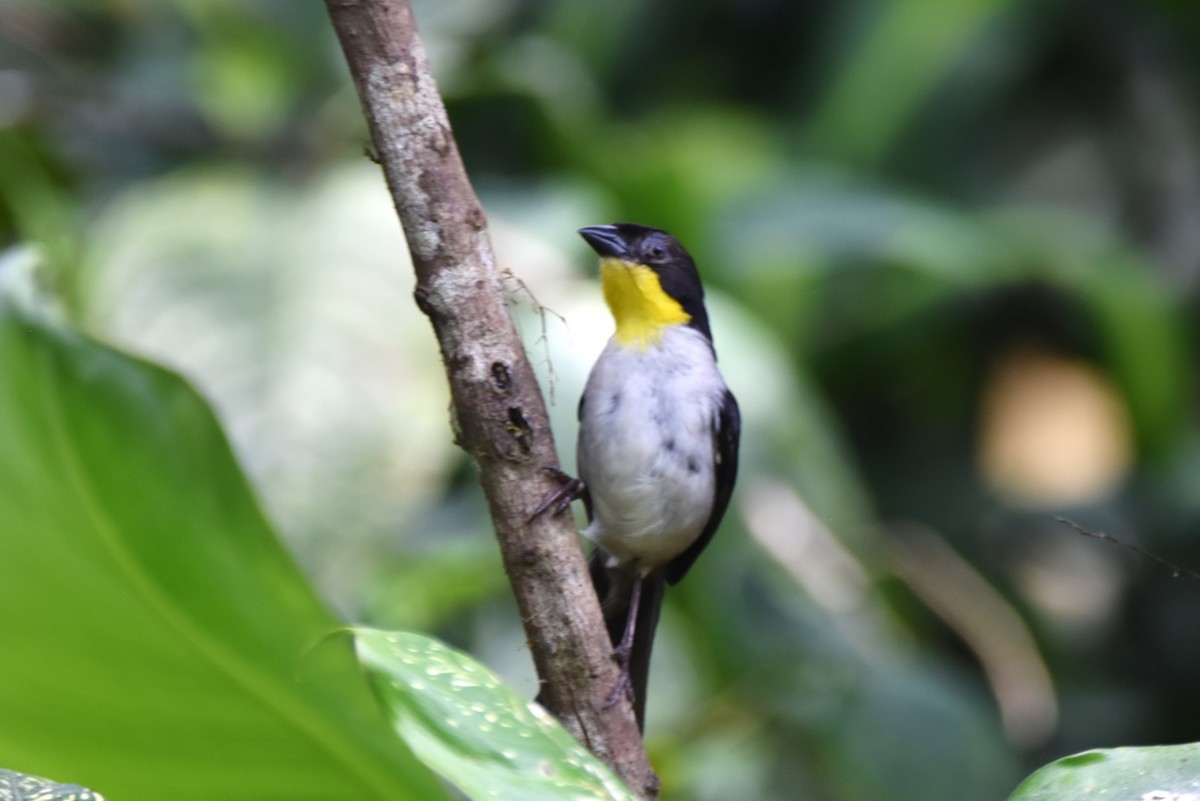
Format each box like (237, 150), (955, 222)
(578, 225), (629, 259)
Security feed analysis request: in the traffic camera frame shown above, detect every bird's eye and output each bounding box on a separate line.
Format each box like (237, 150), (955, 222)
(648, 245), (667, 261)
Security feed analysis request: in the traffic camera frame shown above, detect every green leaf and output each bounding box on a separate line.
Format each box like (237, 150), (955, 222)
(0, 768), (106, 801)
(355, 628), (640, 801)
(1009, 744), (1200, 800)
(0, 262), (447, 801)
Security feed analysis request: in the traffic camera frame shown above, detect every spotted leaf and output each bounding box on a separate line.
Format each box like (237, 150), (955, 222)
(1010, 744), (1200, 801)
(0, 769), (105, 801)
(354, 629), (639, 801)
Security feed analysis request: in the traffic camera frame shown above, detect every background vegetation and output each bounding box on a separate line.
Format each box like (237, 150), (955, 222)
(3, 1), (1200, 799)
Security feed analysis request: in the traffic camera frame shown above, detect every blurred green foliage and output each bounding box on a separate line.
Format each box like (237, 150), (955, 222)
(4, 0), (1200, 799)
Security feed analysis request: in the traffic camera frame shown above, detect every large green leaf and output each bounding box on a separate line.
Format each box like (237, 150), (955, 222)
(1009, 744), (1200, 800)
(0, 259), (447, 801)
(355, 628), (638, 801)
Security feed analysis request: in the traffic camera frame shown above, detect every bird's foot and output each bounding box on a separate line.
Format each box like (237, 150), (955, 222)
(604, 642), (635, 709)
(528, 467), (585, 521)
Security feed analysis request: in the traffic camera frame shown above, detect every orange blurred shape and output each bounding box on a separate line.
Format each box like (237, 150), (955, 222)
(978, 346), (1133, 506)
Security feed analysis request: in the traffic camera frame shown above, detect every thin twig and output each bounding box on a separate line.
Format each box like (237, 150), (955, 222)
(502, 268), (566, 406)
(1056, 517), (1200, 581)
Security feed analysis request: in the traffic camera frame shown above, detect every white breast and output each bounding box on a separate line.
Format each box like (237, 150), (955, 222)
(576, 325), (729, 571)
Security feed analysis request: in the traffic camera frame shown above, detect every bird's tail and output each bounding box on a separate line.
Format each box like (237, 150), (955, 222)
(589, 550), (665, 731)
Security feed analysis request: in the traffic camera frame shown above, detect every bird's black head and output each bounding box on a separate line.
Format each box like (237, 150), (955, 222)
(578, 223), (713, 343)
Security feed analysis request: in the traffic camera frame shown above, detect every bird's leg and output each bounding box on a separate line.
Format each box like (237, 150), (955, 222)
(528, 466), (586, 521)
(606, 576), (642, 707)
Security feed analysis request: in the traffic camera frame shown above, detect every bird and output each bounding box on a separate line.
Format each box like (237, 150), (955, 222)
(535, 222), (740, 730)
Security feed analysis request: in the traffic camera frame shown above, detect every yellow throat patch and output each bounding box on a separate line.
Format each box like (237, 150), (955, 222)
(600, 257), (691, 348)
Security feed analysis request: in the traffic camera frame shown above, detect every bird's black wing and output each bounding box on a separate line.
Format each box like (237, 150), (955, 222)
(664, 388), (741, 585)
(576, 392), (594, 520)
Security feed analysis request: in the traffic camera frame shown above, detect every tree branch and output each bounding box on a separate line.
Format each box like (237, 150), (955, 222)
(323, 1), (659, 796)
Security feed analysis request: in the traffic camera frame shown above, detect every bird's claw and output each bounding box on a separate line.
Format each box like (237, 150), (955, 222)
(604, 643), (635, 709)
(529, 467), (585, 522)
